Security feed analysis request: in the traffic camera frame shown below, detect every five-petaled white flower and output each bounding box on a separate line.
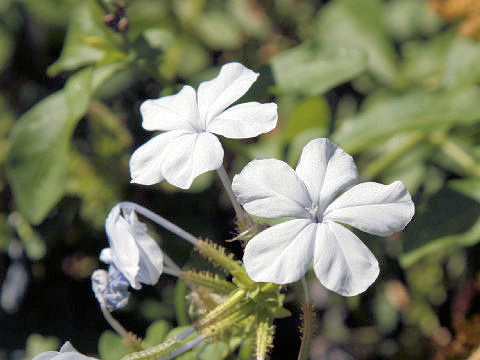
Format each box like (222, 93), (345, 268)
(232, 138), (414, 296)
(130, 62), (278, 189)
(100, 205), (163, 290)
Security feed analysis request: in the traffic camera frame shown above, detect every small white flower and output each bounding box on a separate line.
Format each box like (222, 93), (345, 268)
(232, 138), (414, 296)
(130, 62), (278, 189)
(32, 342), (97, 360)
(100, 205), (163, 290)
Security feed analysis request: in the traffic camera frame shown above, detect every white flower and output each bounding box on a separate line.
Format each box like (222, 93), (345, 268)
(32, 342), (97, 360)
(232, 138), (414, 296)
(130, 62), (278, 189)
(100, 205), (163, 290)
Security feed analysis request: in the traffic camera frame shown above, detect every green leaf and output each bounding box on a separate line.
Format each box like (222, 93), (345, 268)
(270, 42), (367, 96)
(444, 36), (480, 89)
(195, 11), (242, 49)
(5, 68), (92, 224)
(400, 32), (453, 88)
(25, 333), (59, 360)
(316, 0), (397, 85)
(165, 326), (198, 341)
(98, 331), (129, 360)
(383, 0), (442, 41)
(450, 179), (480, 203)
(47, 0), (116, 76)
(144, 320), (171, 347)
(281, 96), (330, 143)
(332, 88), (480, 153)
(400, 188), (480, 267)
(400, 216), (480, 268)
(198, 342), (229, 360)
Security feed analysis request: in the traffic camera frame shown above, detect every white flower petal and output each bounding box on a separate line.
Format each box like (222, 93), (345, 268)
(243, 219), (315, 284)
(129, 130), (186, 186)
(296, 138), (358, 208)
(140, 86), (200, 132)
(161, 132), (224, 189)
(59, 343), (78, 353)
(313, 222), (379, 296)
(32, 352), (60, 360)
(99, 248), (112, 264)
(33, 342), (98, 360)
(232, 159), (312, 218)
(124, 208), (163, 285)
(105, 206), (140, 289)
(207, 102), (277, 139)
(197, 62), (258, 127)
(324, 181), (415, 236)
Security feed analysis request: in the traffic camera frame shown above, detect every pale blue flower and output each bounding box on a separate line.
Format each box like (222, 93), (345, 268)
(100, 205), (163, 289)
(91, 265), (130, 311)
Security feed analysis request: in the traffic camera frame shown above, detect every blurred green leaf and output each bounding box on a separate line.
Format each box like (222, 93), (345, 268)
(332, 88), (480, 153)
(444, 36), (480, 89)
(98, 331), (128, 360)
(23, 333), (59, 360)
(270, 42), (367, 96)
(401, 215), (480, 268)
(144, 320), (171, 347)
(17, 0), (83, 26)
(198, 342), (229, 360)
(400, 189), (480, 267)
(281, 96), (330, 143)
(47, 0), (117, 76)
(6, 68), (92, 224)
(195, 11), (242, 49)
(317, 0), (397, 85)
(450, 179), (480, 203)
(383, 0), (442, 41)
(400, 32), (453, 88)
(8, 212), (46, 260)
(227, 0), (270, 39)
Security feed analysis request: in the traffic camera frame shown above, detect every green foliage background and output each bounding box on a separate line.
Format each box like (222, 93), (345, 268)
(0, 0), (480, 359)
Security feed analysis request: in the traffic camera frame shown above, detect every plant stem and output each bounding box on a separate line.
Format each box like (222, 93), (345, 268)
(297, 277), (314, 360)
(118, 202), (199, 246)
(158, 335), (205, 360)
(216, 165), (244, 221)
(101, 305), (130, 339)
(163, 253), (182, 274)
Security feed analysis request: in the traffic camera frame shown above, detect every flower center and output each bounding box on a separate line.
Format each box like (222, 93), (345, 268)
(306, 203), (322, 223)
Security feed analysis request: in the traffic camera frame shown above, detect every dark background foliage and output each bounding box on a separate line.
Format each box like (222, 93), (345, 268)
(1, 0), (480, 359)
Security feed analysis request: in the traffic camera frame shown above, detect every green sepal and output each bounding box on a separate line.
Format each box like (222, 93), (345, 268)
(271, 307), (292, 319)
(197, 239), (244, 275)
(231, 270), (254, 288)
(182, 270), (236, 294)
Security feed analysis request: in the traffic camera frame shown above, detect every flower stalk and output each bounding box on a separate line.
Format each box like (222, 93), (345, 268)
(216, 165), (245, 221)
